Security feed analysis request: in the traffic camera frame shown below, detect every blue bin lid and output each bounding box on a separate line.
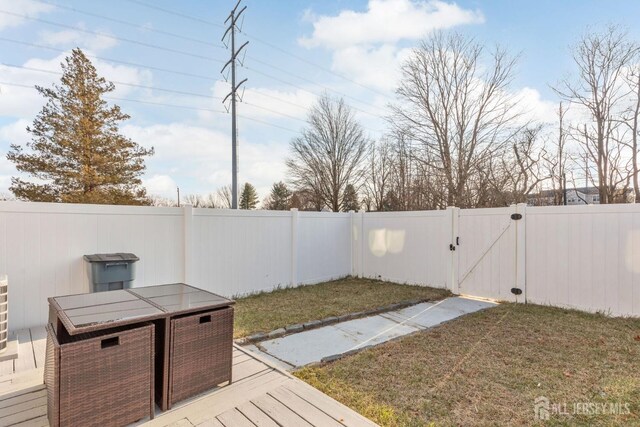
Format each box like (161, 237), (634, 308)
(83, 253), (139, 263)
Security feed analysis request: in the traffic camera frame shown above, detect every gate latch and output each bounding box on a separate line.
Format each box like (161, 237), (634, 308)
(449, 244), (456, 251)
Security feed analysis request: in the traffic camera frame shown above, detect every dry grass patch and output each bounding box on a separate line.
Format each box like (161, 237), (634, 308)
(295, 303), (640, 426)
(233, 277), (450, 338)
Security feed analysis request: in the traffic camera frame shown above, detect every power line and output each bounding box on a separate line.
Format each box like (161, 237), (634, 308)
(0, 81), (300, 133)
(244, 64), (386, 119)
(0, 39), (361, 124)
(124, 0), (225, 29)
(118, 0), (393, 99)
(245, 54), (389, 114)
(0, 37), (219, 82)
(34, 0), (220, 48)
(240, 30), (393, 99)
(242, 101), (306, 123)
(1, 62), (315, 125)
(0, 63), (220, 100)
(0, 10), (225, 63)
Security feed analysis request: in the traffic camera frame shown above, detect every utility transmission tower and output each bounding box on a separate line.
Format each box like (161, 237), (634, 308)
(222, 0), (248, 209)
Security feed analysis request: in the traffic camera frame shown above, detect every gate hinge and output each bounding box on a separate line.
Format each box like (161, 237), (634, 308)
(449, 244), (456, 251)
(511, 213), (522, 220)
(511, 287), (522, 295)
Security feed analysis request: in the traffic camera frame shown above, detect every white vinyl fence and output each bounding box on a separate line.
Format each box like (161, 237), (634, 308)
(1, 201), (639, 329)
(526, 204), (640, 316)
(353, 210), (450, 288)
(0, 202), (351, 329)
(356, 204), (639, 317)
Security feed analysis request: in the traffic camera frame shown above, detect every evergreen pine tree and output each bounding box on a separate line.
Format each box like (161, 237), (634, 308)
(342, 184), (360, 211)
(264, 181), (291, 210)
(239, 182), (258, 209)
(7, 48), (153, 205)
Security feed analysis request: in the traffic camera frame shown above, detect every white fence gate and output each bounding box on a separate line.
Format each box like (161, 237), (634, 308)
(455, 205), (526, 302)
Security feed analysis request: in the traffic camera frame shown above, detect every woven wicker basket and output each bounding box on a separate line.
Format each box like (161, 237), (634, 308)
(45, 323), (155, 427)
(168, 307), (233, 407)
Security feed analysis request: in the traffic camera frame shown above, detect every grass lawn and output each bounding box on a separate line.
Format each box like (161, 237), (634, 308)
(233, 277), (450, 339)
(295, 303), (640, 426)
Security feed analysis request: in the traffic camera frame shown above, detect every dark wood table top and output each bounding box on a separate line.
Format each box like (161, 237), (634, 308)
(49, 283), (234, 335)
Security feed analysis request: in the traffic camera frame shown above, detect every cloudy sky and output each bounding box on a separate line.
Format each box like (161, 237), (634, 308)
(2, 0), (640, 203)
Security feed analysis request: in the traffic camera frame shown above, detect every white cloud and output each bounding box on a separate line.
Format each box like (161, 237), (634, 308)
(0, 0), (53, 31)
(331, 44), (413, 91)
(208, 81), (316, 122)
(299, 0), (484, 92)
(299, 0), (484, 49)
(0, 53), (152, 118)
(0, 119), (30, 147)
(0, 120), (31, 194)
(123, 123), (288, 199)
(515, 87), (558, 125)
(39, 27), (118, 52)
(143, 174), (177, 199)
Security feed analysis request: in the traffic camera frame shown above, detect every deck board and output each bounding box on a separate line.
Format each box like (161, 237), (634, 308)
(30, 327), (46, 370)
(13, 329), (35, 374)
(252, 394), (314, 427)
(216, 408), (255, 427)
(269, 386), (343, 427)
(236, 402), (279, 427)
(0, 328), (377, 427)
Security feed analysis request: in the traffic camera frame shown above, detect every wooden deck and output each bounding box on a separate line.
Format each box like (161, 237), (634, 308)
(0, 327), (377, 427)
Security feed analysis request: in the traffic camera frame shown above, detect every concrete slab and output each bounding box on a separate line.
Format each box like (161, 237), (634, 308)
(259, 325), (361, 367)
(255, 297), (499, 368)
(442, 296), (497, 313)
(333, 315), (419, 347)
(381, 297), (496, 329)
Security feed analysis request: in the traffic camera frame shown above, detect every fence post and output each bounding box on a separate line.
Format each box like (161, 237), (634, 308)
(290, 208), (298, 287)
(349, 210), (355, 276)
(516, 203), (527, 302)
(183, 204), (193, 283)
(358, 210), (365, 278)
(445, 206), (460, 294)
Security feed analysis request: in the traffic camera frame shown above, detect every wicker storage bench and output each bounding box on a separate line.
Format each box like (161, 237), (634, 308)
(168, 307), (234, 407)
(45, 323), (155, 427)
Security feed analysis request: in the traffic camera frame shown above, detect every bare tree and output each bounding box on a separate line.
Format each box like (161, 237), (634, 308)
(290, 187), (324, 211)
(201, 193), (218, 208)
(286, 94), (368, 212)
(623, 65), (640, 202)
(364, 141), (393, 211)
(555, 26), (638, 203)
(541, 103), (570, 205)
(149, 195), (177, 207)
(386, 132), (417, 210)
(511, 126), (548, 200)
(216, 185), (232, 209)
(390, 31), (523, 208)
(183, 194), (203, 207)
